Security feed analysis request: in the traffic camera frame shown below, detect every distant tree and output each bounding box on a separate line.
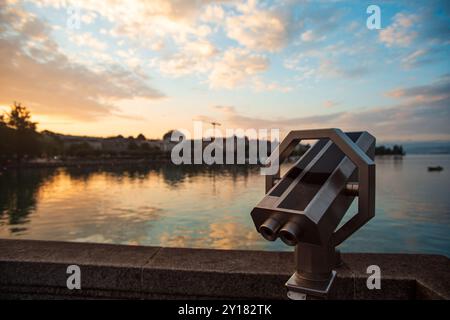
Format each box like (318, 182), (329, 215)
(67, 142), (94, 157)
(41, 130), (55, 135)
(140, 142), (150, 151)
(163, 130), (185, 141)
(127, 141), (138, 150)
(375, 145), (405, 156)
(6, 102), (37, 131)
(137, 133), (146, 141)
(0, 122), (15, 159)
(392, 145), (405, 155)
(2, 102), (41, 160)
(40, 134), (64, 157)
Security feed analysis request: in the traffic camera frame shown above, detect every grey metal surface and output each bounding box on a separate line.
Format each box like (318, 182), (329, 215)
(250, 128), (376, 299)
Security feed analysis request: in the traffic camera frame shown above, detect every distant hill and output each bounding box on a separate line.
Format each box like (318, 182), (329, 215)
(379, 141), (450, 155)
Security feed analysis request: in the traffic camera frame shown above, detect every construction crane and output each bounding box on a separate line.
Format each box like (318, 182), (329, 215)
(210, 121), (221, 132)
(197, 120), (221, 138)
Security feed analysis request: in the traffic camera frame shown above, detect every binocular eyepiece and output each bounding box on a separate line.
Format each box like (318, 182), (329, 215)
(259, 217), (281, 241)
(259, 217), (305, 246)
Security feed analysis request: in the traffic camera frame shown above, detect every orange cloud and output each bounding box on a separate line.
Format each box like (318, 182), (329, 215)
(0, 3), (164, 122)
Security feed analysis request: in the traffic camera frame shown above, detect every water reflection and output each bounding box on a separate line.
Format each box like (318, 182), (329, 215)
(0, 168), (57, 230)
(0, 164), (265, 248)
(0, 156), (449, 256)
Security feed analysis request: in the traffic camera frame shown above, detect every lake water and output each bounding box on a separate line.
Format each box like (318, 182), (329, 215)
(0, 154), (449, 256)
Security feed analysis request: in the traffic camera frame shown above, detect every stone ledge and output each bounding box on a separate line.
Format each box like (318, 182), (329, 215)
(0, 239), (448, 299)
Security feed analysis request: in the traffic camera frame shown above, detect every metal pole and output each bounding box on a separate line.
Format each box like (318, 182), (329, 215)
(286, 242), (337, 299)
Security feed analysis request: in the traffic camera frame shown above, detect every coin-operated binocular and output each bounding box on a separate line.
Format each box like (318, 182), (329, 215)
(250, 129), (375, 299)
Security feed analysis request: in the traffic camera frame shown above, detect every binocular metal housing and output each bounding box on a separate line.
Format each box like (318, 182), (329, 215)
(250, 128), (375, 299)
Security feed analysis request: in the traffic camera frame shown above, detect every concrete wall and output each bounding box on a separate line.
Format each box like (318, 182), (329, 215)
(0, 239), (448, 300)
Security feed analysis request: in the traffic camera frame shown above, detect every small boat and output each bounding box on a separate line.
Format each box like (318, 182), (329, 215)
(428, 166), (443, 172)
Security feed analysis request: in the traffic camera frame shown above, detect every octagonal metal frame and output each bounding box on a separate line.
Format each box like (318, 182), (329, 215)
(264, 128), (375, 246)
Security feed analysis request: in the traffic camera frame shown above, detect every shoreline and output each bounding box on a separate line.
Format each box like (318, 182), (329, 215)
(1, 158), (171, 170)
(0, 154), (411, 170)
(0, 158), (266, 171)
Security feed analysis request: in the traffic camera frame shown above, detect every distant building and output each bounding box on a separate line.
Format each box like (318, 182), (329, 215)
(44, 132), (177, 154)
(57, 135), (103, 150)
(102, 137), (129, 152)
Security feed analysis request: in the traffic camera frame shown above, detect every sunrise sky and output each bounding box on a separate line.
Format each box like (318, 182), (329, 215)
(0, 0), (449, 141)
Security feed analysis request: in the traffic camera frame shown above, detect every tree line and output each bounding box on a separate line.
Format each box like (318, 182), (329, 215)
(1, 102), (405, 164)
(0, 102), (167, 163)
(375, 145), (405, 156)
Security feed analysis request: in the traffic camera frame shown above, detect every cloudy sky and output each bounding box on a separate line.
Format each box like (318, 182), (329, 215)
(0, 0), (449, 141)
